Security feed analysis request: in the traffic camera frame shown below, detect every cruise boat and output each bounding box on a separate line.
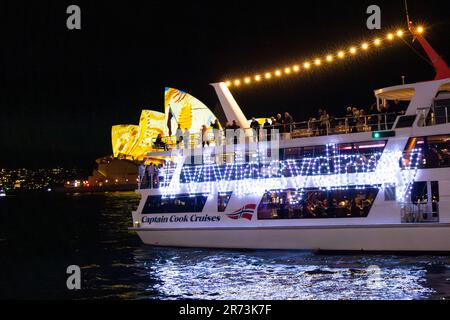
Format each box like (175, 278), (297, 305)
(130, 22), (450, 252)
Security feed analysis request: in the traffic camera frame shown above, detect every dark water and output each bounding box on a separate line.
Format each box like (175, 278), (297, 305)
(0, 192), (449, 300)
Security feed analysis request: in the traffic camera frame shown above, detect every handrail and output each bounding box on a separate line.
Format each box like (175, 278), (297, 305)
(149, 112), (401, 152)
(400, 202), (439, 223)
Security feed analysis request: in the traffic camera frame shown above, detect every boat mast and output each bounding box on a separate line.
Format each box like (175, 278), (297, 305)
(405, 0), (450, 80)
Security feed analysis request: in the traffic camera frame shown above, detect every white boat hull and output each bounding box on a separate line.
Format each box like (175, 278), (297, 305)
(134, 224), (450, 252)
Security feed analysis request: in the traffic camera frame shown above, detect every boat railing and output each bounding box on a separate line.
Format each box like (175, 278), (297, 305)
(400, 202), (439, 223)
(150, 112), (400, 152)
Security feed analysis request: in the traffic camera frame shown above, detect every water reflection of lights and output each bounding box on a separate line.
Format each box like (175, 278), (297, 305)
(135, 249), (436, 300)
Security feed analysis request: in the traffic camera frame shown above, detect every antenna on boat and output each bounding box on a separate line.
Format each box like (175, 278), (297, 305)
(404, 0), (450, 80)
(404, 0), (411, 26)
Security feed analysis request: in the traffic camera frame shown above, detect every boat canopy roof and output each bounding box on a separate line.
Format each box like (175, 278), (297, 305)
(375, 86), (415, 101)
(375, 79), (450, 101)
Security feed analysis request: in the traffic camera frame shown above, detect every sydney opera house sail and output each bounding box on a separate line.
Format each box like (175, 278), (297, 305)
(111, 88), (219, 159)
(165, 87), (220, 135)
(111, 124), (140, 158)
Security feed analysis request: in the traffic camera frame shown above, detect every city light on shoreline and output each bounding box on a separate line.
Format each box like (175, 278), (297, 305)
(224, 28), (416, 88)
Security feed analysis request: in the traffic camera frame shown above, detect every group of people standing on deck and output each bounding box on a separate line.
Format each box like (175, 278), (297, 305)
(306, 100), (405, 136)
(138, 163), (163, 189)
(153, 100), (405, 150)
(159, 112), (295, 149)
(258, 112), (295, 141)
(173, 119), (244, 149)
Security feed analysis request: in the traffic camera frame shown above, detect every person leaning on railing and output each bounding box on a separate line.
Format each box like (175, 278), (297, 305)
(263, 118), (272, 141)
(283, 112), (294, 139)
(250, 117), (260, 142)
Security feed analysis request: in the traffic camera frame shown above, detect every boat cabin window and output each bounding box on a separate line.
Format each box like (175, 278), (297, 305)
(402, 181), (440, 223)
(218, 192), (232, 212)
(282, 141), (386, 176)
(142, 194), (208, 214)
(403, 135), (450, 169)
(410, 181), (439, 203)
(384, 186), (396, 201)
(395, 115), (417, 128)
(257, 186), (379, 220)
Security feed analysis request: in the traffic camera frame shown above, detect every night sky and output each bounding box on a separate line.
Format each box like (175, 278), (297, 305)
(1, 0), (449, 168)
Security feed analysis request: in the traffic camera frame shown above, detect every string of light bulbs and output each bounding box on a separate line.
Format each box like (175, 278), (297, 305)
(223, 27), (425, 88)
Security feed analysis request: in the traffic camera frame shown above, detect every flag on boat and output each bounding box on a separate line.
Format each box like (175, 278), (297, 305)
(226, 204), (256, 220)
(167, 106), (174, 136)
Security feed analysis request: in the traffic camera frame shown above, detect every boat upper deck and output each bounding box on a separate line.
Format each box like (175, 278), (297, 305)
(145, 107), (449, 157)
(141, 78), (450, 157)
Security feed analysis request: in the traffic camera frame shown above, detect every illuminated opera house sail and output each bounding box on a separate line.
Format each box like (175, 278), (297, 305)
(111, 88), (220, 160)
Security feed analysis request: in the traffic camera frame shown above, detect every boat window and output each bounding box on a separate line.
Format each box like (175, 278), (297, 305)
(384, 186), (396, 201)
(218, 192), (232, 212)
(142, 194), (208, 214)
(433, 106), (449, 125)
(395, 115), (416, 128)
(403, 135), (450, 169)
(257, 186), (379, 220)
(402, 181), (440, 223)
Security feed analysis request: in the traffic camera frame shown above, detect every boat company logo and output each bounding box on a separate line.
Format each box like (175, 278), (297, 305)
(226, 204), (257, 221)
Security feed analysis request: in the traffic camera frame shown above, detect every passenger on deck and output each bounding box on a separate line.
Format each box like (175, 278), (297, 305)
(276, 114), (284, 135)
(175, 124), (183, 149)
(146, 163), (155, 188)
(284, 112), (294, 136)
(319, 110), (330, 135)
(263, 118), (272, 141)
(155, 134), (167, 150)
(346, 107), (353, 118)
(211, 119), (222, 146)
(357, 109), (366, 132)
(183, 128), (190, 148)
(250, 117), (260, 142)
(349, 108), (358, 133)
(231, 120), (240, 144)
(201, 125), (210, 148)
(138, 163), (146, 188)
